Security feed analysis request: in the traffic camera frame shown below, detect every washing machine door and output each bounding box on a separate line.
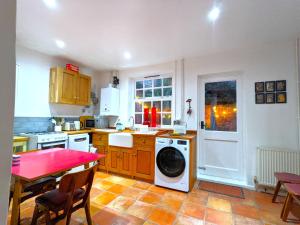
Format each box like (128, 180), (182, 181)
(156, 147), (186, 177)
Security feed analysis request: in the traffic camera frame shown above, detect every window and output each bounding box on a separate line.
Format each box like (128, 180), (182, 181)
(134, 76), (173, 127)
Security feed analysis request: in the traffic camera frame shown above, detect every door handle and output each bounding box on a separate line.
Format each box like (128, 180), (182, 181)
(200, 121), (205, 129)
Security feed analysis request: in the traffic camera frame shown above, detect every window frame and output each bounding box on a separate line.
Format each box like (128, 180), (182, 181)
(132, 74), (174, 128)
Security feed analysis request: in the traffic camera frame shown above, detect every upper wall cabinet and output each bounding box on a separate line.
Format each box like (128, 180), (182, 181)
(49, 67), (91, 106)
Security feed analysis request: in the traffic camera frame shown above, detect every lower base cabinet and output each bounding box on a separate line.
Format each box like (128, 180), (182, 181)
(107, 146), (134, 177)
(99, 135), (155, 182)
(133, 148), (154, 180)
(95, 145), (108, 170)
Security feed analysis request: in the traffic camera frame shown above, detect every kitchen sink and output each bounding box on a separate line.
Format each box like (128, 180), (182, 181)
(109, 133), (133, 148)
(93, 129), (119, 133)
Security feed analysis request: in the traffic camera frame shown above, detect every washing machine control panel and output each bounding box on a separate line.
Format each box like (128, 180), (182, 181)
(177, 140), (187, 145)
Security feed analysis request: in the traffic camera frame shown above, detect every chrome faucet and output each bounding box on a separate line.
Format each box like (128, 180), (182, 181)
(128, 116), (135, 130)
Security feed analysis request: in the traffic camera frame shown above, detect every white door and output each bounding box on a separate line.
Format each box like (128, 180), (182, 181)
(198, 73), (244, 181)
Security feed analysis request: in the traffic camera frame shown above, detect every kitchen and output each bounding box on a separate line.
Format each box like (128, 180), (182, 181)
(2, 0), (300, 224)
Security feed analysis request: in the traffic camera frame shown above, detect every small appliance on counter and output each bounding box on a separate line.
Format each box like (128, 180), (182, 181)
(64, 122), (71, 131)
(74, 121), (81, 130)
(172, 120), (187, 135)
(80, 116), (95, 129)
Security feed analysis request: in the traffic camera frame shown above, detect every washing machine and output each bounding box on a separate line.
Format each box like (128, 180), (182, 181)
(155, 137), (190, 192)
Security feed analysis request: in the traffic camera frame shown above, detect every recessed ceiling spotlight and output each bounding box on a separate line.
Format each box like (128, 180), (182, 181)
(124, 51), (132, 60)
(208, 6), (221, 22)
(55, 39), (65, 49)
(43, 0), (57, 9)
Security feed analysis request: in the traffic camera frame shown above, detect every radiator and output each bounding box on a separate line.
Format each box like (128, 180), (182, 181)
(256, 146), (300, 186)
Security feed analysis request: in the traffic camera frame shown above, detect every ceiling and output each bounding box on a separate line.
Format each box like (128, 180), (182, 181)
(17, 0), (300, 71)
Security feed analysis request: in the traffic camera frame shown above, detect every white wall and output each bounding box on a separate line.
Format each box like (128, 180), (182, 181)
(15, 46), (111, 117)
(118, 40), (299, 186)
(0, 0), (16, 223)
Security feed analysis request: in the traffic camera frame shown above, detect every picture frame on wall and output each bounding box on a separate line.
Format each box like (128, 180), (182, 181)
(255, 82), (264, 93)
(255, 93), (265, 104)
(265, 81), (276, 92)
(266, 93), (275, 104)
(276, 80), (286, 92)
(276, 92), (287, 103)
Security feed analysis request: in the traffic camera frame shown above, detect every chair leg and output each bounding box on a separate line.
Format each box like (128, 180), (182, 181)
(85, 204), (93, 225)
(45, 210), (52, 225)
(281, 193), (293, 221)
(31, 205), (40, 225)
(272, 181), (282, 203)
(66, 212), (72, 225)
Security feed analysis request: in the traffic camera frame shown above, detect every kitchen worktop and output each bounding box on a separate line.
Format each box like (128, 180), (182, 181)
(157, 132), (197, 140)
(13, 136), (29, 142)
(63, 129), (93, 135)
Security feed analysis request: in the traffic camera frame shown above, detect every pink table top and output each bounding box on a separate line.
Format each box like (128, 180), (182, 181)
(11, 148), (104, 181)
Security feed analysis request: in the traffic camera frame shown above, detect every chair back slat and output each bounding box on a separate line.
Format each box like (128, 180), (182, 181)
(59, 164), (97, 193)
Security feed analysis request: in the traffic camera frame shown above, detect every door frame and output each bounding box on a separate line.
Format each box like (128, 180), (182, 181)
(197, 71), (246, 183)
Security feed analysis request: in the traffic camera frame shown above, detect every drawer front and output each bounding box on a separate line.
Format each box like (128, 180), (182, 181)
(93, 134), (108, 146)
(134, 136), (155, 148)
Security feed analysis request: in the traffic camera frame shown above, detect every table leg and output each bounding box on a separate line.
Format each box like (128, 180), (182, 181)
(10, 177), (22, 225)
(84, 163), (90, 209)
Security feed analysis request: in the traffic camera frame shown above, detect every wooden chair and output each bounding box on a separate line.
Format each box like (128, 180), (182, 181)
(9, 177), (57, 224)
(280, 183), (300, 222)
(272, 172), (300, 203)
(31, 164), (97, 225)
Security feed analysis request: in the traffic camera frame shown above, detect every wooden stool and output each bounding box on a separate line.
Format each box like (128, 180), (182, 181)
(273, 172), (300, 203)
(281, 183), (300, 222)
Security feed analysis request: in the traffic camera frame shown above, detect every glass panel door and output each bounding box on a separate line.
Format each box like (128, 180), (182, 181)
(205, 80), (237, 132)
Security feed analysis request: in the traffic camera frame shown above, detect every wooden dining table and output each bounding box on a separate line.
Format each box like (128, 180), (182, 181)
(10, 148), (104, 225)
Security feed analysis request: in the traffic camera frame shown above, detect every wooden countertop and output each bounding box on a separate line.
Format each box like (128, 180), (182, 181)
(157, 133), (197, 140)
(13, 136), (29, 142)
(63, 130), (92, 135)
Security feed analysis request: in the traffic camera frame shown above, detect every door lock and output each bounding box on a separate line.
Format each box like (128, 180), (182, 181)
(200, 121), (205, 129)
(198, 166), (206, 170)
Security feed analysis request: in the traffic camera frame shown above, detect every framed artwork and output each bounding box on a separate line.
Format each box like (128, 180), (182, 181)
(266, 93), (275, 104)
(276, 92), (287, 103)
(265, 81), (275, 92)
(255, 93), (265, 104)
(276, 80), (286, 92)
(255, 82), (264, 93)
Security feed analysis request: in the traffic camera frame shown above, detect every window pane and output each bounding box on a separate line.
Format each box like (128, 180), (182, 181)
(163, 88), (172, 96)
(154, 88), (162, 97)
(144, 80), (152, 88)
(136, 81), (143, 89)
(162, 114), (172, 125)
(135, 102), (143, 112)
(163, 100), (171, 112)
(144, 101), (151, 109)
(135, 114), (142, 124)
(163, 78), (172, 86)
(136, 90), (143, 98)
(153, 101), (161, 112)
(205, 80), (237, 132)
(156, 113), (161, 125)
(145, 89), (153, 97)
(154, 79), (162, 87)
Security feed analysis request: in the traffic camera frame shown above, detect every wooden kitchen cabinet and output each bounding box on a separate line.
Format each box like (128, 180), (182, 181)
(107, 146), (134, 176)
(107, 147), (120, 173)
(49, 67), (91, 106)
(93, 133), (109, 171)
(96, 145), (108, 170)
(132, 135), (155, 181)
(76, 74), (91, 105)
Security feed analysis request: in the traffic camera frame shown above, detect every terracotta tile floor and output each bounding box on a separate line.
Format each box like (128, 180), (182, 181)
(7, 172), (300, 225)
